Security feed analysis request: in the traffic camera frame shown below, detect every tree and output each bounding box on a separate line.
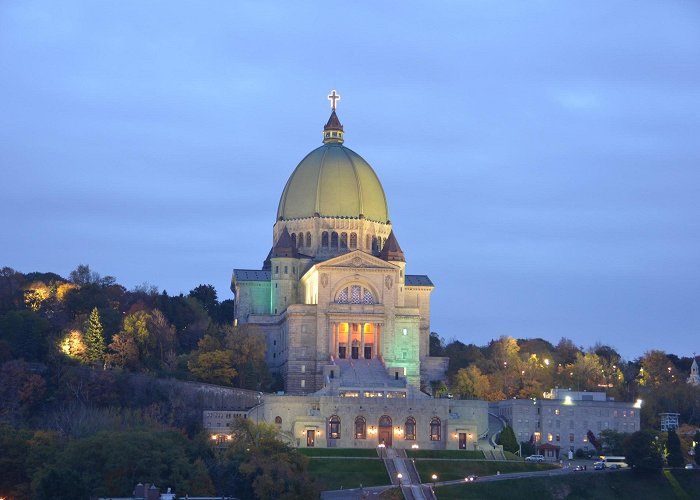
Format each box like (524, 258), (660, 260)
(569, 352), (605, 391)
(666, 428), (684, 467)
(623, 430), (663, 473)
(0, 310), (50, 361)
(555, 337), (579, 365)
(639, 350), (677, 387)
(453, 365), (491, 400)
(106, 334), (139, 370)
(84, 308), (105, 365)
(69, 264), (101, 286)
(188, 350), (237, 385)
(498, 425), (519, 453)
(429, 331), (445, 356)
(694, 429), (700, 466)
(189, 284), (218, 316)
(227, 419), (317, 500)
(224, 325), (269, 390)
(600, 429), (626, 455)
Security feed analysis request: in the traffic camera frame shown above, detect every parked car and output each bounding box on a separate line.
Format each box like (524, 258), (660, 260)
(525, 455), (545, 462)
(593, 462), (606, 470)
(608, 464), (621, 470)
(574, 465), (585, 471)
(685, 464), (694, 470)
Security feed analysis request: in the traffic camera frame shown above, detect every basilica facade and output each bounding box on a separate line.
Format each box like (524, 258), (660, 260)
(230, 94), (489, 449)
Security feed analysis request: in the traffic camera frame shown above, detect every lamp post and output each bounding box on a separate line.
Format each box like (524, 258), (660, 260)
(431, 473), (437, 488)
(397, 473), (403, 485)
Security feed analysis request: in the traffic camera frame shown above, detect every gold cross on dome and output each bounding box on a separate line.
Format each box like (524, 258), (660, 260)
(328, 90), (340, 111)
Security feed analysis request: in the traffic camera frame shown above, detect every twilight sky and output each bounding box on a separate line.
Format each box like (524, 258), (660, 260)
(2, 1), (699, 360)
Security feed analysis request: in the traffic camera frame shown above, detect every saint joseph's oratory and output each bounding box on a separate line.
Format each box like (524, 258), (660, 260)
(231, 92), (488, 450)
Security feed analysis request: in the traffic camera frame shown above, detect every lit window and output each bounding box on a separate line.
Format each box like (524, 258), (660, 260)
(329, 415), (341, 439)
(430, 417), (441, 441)
(405, 417), (416, 440)
(355, 416), (366, 439)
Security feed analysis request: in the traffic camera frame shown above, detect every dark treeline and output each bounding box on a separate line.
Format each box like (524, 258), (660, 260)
(0, 265), (304, 500)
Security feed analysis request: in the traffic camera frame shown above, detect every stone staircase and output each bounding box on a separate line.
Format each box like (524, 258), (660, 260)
(332, 357), (406, 388)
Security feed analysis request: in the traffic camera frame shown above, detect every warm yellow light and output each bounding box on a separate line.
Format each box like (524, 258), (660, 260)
(211, 434), (217, 440)
(544, 359), (550, 366)
(564, 396), (573, 405)
(634, 399), (643, 408)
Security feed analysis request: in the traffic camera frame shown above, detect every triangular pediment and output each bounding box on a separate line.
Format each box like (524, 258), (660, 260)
(317, 250), (398, 271)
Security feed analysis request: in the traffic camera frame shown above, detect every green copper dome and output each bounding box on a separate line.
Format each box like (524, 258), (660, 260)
(276, 115), (389, 223)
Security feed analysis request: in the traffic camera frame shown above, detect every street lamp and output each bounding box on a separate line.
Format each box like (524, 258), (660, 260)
(397, 473), (403, 484)
(431, 473), (437, 486)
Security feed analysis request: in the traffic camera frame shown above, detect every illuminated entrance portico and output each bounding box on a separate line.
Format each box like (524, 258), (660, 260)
(331, 322), (381, 360)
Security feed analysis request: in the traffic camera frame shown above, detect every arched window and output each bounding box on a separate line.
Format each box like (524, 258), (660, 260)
(322, 232), (329, 247)
(306, 232), (311, 247)
(366, 235), (371, 250)
(275, 416), (282, 428)
(379, 415), (392, 427)
(350, 233), (357, 249)
(335, 285), (375, 304)
(331, 232), (339, 248)
(329, 415), (341, 439)
(340, 232), (348, 248)
(355, 416), (366, 439)
(372, 236), (378, 253)
(291, 233), (297, 247)
(405, 417), (416, 440)
(297, 233), (303, 248)
(430, 417), (441, 441)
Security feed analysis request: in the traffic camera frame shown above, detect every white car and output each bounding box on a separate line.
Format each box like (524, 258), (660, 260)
(685, 464), (694, 470)
(525, 455), (545, 462)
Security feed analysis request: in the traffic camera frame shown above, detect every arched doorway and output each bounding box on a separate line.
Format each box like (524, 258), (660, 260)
(378, 415), (392, 447)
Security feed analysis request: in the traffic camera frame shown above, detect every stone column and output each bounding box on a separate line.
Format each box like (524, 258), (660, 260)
(375, 323), (380, 356)
(333, 323), (339, 357)
(360, 323), (365, 358)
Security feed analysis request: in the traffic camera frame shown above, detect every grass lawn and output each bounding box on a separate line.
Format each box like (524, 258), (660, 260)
(406, 449), (485, 459)
(414, 460), (558, 482)
(504, 451), (523, 460)
(433, 469), (700, 500)
(307, 457), (389, 491)
(297, 447), (379, 457)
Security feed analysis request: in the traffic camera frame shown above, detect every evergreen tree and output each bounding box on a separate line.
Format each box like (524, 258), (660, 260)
(84, 307), (105, 365)
(623, 430), (663, 473)
(666, 428), (684, 467)
(498, 425), (519, 453)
